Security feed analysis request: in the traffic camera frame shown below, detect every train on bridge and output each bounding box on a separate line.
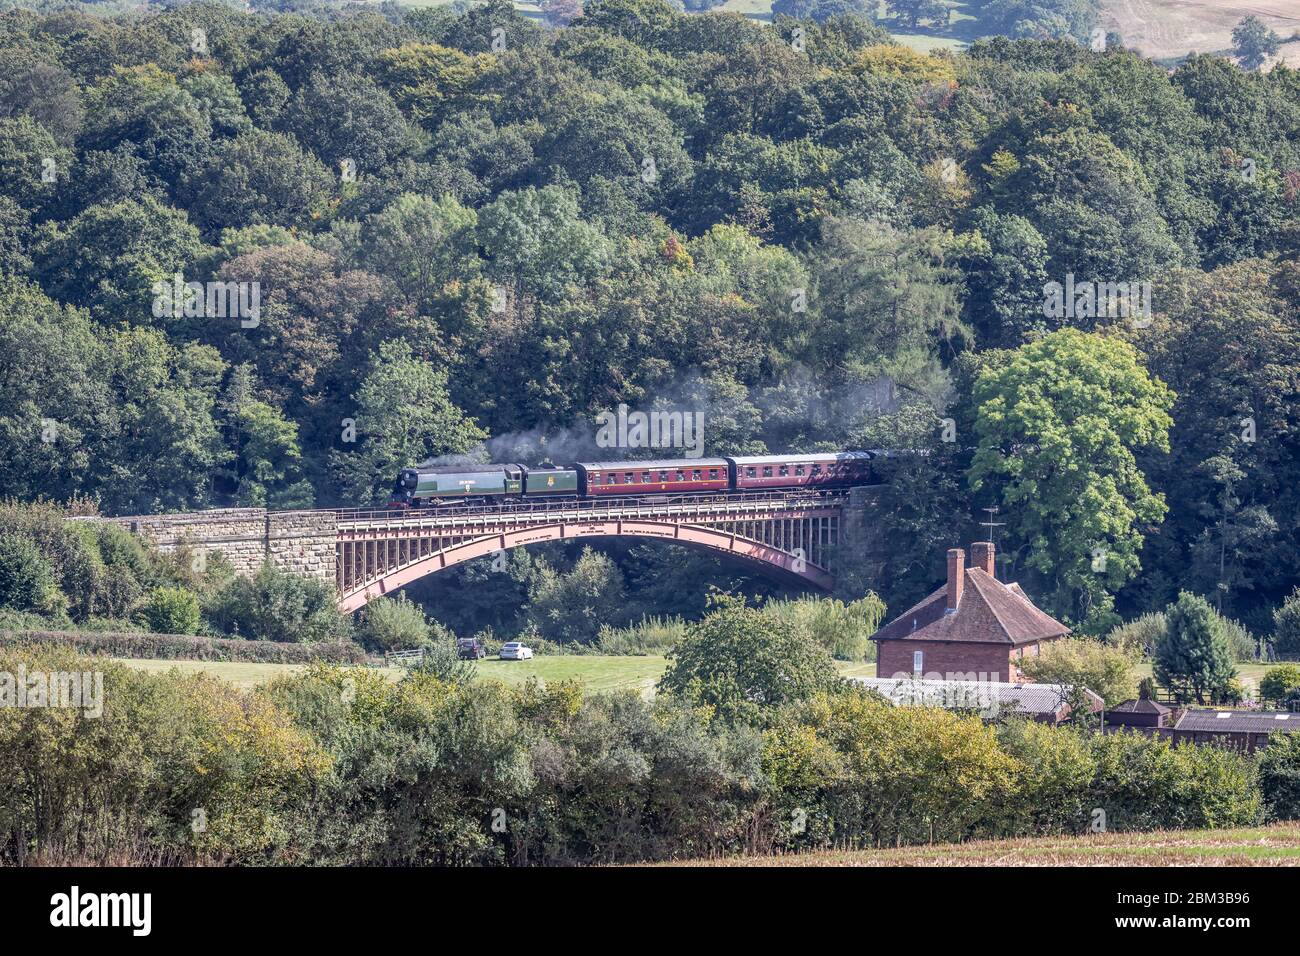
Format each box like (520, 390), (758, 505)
(388, 451), (881, 508)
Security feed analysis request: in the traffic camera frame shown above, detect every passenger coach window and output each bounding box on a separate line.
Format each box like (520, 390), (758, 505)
(642, 472), (651, 483)
(658, 471), (668, 481)
(675, 471), (685, 481)
(605, 474), (615, 485)
(746, 467), (756, 478)
(795, 465), (805, 476)
(708, 469), (718, 479)
(624, 472), (634, 484)
(692, 470), (701, 481)
(811, 465), (821, 476)
(779, 465), (789, 477)
(763, 466), (773, 478)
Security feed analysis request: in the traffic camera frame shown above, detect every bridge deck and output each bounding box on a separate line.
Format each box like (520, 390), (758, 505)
(333, 490), (850, 611)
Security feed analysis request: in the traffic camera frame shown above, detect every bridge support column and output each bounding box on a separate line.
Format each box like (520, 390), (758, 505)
(266, 510), (337, 585)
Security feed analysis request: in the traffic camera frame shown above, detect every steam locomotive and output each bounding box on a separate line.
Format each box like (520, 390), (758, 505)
(387, 451), (879, 508)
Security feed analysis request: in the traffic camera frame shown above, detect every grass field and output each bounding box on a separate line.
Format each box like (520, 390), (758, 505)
(114, 654), (670, 694)
(109, 655), (1290, 697)
(1099, 0), (1300, 63)
(113, 655), (881, 692)
(669, 822), (1300, 866)
(391, 0), (1300, 64)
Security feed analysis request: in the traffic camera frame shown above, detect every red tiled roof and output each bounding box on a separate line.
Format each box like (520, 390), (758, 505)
(871, 566), (1069, 646)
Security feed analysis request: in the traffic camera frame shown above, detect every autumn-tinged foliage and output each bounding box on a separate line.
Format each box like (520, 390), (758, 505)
(0, 0), (1296, 646)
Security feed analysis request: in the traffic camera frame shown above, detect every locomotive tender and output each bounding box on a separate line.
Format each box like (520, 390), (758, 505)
(388, 451), (877, 508)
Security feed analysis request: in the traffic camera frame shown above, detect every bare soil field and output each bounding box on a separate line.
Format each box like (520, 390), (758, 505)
(668, 822), (1300, 866)
(1100, 0), (1300, 63)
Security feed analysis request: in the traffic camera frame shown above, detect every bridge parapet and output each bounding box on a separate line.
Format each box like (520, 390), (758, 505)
(97, 507), (337, 584)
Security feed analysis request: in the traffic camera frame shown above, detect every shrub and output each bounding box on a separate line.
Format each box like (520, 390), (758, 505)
(514, 692), (764, 865)
(0, 503), (173, 621)
(658, 594), (841, 727)
(764, 687), (1018, 849)
(1105, 612), (1165, 656)
(595, 615), (687, 655)
(994, 720), (1095, 836)
(1258, 735), (1300, 820)
(203, 562), (350, 643)
(1260, 664), (1300, 704)
(263, 664), (533, 865)
(412, 637), (477, 684)
(0, 534), (61, 614)
(1219, 617), (1258, 663)
(526, 546), (629, 644)
(135, 586), (201, 635)
(758, 593), (886, 662)
(0, 644), (330, 864)
(1088, 730), (1260, 831)
(0, 628), (366, 663)
(1019, 638), (1137, 709)
(1214, 677), (1247, 706)
(355, 594), (430, 651)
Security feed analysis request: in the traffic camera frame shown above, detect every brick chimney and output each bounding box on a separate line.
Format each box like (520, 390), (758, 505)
(970, 541), (995, 577)
(946, 548), (965, 612)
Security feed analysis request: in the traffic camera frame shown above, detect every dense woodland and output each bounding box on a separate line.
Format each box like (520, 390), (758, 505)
(0, 0), (1298, 641)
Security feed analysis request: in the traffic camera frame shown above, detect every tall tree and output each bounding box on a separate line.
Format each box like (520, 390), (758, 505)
(1154, 591), (1237, 704)
(331, 339), (487, 505)
(969, 329), (1173, 628)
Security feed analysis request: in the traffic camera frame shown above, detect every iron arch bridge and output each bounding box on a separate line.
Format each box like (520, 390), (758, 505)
(335, 491), (848, 612)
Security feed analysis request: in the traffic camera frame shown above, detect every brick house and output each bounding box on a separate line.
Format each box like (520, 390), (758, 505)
(871, 542), (1069, 683)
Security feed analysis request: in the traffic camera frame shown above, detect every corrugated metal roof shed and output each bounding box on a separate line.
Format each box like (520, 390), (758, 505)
(851, 677), (1102, 719)
(1173, 710), (1300, 734)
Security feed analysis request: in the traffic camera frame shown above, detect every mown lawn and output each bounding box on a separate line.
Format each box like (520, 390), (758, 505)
(112, 655), (878, 693)
(110, 658), (403, 690)
(667, 823), (1300, 866)
(113, 654), (669, 694)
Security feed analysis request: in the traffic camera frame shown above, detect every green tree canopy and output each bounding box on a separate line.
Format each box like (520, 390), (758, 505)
(969, 329), (1174, 627)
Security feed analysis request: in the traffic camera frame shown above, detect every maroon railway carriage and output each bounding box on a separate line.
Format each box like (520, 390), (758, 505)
(575, 458), (731, 496)
(726, 452), (874, 491)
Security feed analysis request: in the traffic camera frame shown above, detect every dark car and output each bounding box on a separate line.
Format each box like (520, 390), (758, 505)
(456, 638), (487, 660)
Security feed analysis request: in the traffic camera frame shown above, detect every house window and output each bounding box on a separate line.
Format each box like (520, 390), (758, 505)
(912, 650), (923, 674)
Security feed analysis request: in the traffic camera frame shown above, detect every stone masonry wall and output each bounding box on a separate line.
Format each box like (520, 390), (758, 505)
(265, 510), (338, 584)
(102, 508), (338, 586)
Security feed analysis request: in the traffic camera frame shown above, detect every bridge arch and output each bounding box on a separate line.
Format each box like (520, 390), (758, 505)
(337, 518), (835, 613)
